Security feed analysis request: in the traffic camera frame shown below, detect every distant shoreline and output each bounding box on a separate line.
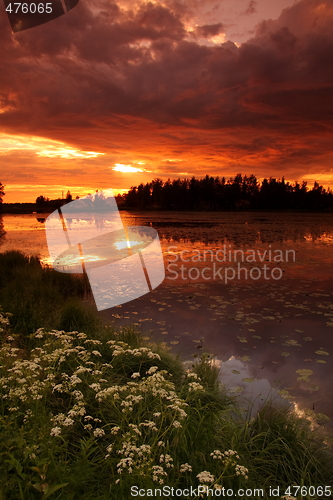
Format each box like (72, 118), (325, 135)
(1, 203), (333, 215)
(0, 202), (61, 214)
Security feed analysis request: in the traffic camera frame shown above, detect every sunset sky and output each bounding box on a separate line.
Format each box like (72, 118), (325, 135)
(1, 0), (333, 202)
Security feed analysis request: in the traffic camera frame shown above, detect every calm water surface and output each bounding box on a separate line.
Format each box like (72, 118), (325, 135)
(1, 211), (333, 424)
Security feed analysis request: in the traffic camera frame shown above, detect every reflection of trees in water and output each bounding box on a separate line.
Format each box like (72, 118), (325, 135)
(147, 219), (333, 245)
(64, 192), (117, 213)
(0, 217), (5, 246)
(40, 208), (333, 246)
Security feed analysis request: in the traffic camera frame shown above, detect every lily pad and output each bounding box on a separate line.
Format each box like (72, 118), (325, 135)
(315, 349), (329, 356)
(284, 339), (301, 346)
(296, 369), (313, 382)
(231, 370), (241, 374)
(229, 386), (244, 393)
(308, 384), (320, 393)
(242, 377), (255, 383)
(281, 352), (290, 357)
(278, 389), (292, 399)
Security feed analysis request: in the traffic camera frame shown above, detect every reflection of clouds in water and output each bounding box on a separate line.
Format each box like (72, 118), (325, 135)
(185, 356), (289, 419)
(217, 357), (287, 415)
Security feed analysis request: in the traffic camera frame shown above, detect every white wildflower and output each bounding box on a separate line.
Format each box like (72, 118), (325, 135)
(196, 471), (215, 484)
(50, 427), (62, 437)
(93, 428), (105, 438)
(188, 382), (204, 392)
(146, 366), (159, 375)
(180, 463), (192, 473)
(110, 426), (120, 435)
(89, 383), (101, 391)
(63, 417), (74, 426)
(235, 464), (249, 478)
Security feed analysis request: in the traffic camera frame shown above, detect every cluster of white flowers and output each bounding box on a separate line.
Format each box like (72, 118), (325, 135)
(146, 366), (159, 375)
(110, 426), (121, 435)
(50, 426), (61, 437)
(139, 420), (158, 432)
(106, 342), (161, 361)
(185, 369), (201, 380)
(196, 471), (215, 483)
(128, 424), (142, 436)
(210, 449), (240, 460)
(235, 464), (249, 479)
(0, 311), (10, 333)
(188, 381), (204, 392)
(159, 454), (174, 468)
(0, 311), (251, 489)
(172, 420), (182, 428)
(179, 462), (192, 473)
(93, 428), (105, 438)
(210, 449), (249, 481)
(115, 439), (153, 477)
(152, 465), (168, 484)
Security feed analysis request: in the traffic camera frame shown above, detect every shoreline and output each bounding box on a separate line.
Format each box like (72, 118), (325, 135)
(2, 205), (333, 214)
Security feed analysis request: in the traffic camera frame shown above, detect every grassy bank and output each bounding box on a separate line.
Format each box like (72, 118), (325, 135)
(0, 251), (95, 340)
(0, 251), (332, 499)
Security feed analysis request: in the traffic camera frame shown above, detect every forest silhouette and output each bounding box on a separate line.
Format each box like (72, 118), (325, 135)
(122, 174), (333, 211)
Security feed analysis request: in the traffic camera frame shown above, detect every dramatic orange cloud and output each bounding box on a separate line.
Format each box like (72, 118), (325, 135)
(0, 0), (333, 202)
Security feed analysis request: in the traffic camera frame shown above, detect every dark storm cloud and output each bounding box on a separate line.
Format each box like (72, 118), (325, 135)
(0, 0), (333, 180)
(192, 22), (225, 38)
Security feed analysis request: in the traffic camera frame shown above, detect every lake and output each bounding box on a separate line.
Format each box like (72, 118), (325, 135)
(1, 211), (333, 424)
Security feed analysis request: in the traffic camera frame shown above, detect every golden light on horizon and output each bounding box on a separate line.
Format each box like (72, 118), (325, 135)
(0, 133), (104, 159)
(36, 148), (103, 159)
(113, 164), (144, 173)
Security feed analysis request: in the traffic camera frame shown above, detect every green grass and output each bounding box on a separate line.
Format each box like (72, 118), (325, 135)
(0, 250), (94, 340)
(0, 251), (332, 499)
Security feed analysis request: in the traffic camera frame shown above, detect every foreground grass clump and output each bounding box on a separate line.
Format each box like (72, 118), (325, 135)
(1, 311), (332, 500)
(0, 251), (94, 338)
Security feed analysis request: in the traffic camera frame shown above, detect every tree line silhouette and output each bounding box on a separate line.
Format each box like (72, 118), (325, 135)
(1, 176), (333, 212)
(122, 174), (333, 211)
(0, 182), (5, 206)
